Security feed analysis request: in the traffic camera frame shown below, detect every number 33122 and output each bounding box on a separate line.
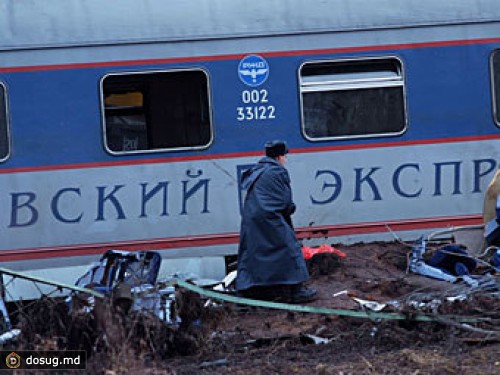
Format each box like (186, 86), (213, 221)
(237, 105), (276, 121)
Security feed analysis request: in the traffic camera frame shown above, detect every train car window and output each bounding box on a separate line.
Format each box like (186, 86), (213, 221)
(299, 58), (406, 140)
(0, 83), (9, 160)
(101, 69), (212, 154)
(492, 51), (500, 125)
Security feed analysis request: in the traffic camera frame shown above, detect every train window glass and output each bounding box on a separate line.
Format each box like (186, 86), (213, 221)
(299, 58), (406, 140)
(493, 51), (500, 125)
(0, 83), (9, 160)
(101, 69), (212, 153)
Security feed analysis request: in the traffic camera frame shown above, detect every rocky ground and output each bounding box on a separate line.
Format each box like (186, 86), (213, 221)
(4, 240), (500, 374)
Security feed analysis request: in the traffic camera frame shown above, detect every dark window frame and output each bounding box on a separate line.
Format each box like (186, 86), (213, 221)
(491, 50), (500, 126)
(0, 81), (11, 162)
(100, 68), (213, 155)
(298, 56), (408, 141)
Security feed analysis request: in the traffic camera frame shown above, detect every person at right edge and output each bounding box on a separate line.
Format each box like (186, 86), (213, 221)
(235, 140), (317, 303)
(483, 167), (500, 271)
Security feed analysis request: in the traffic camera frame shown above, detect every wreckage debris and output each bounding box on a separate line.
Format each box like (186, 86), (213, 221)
(303, 244), (346, 276)
(0, 239), (498, 373)
(409, 232), (500, 286)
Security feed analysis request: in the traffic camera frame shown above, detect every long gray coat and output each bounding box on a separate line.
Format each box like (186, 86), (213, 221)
(235, 157), (309, 291)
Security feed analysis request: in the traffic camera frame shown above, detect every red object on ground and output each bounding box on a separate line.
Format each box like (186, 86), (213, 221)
(301, 244), (347, 260)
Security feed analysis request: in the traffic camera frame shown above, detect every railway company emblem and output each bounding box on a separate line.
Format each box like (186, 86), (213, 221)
(238, 55), (269, 87)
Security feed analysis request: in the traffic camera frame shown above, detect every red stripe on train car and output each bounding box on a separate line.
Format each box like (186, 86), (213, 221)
(0, 134), (498, 174)
(1, 37), (500, 73)
(0, 214), (483, 262)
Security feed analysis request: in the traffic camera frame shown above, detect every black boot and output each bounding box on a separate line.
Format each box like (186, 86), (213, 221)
(238, 286), (288, 302)
(289, 284), (317, 304)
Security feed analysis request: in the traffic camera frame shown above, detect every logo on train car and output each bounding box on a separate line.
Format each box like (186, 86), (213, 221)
(238, 55), (269, 87)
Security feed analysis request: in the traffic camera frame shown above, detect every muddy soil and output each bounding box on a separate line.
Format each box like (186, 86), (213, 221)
(5, 241), (500, 374)
(164, 241), (500, 375)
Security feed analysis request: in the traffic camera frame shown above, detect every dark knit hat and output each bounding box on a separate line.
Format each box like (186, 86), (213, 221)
(265, 140), (289, 158)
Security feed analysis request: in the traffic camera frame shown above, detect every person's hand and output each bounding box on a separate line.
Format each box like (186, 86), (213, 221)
(282, 203), (295, 217)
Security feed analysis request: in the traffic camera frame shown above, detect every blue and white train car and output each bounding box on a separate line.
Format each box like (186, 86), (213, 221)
(1, 0), (500, 297)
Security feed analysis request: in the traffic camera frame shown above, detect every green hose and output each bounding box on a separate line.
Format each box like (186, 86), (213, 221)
(175, 279), (487, 324)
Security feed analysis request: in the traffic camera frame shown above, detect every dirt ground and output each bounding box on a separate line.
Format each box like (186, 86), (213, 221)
(164, 241), (500, 375)
(5, 240), (500, 374)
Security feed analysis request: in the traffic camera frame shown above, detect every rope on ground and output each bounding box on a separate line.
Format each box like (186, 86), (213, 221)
(174, 279), (491, 326)
(0, 267), (104, 298)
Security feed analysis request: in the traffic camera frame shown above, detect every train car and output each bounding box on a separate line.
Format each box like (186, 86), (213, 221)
(1, 0), (500, 298)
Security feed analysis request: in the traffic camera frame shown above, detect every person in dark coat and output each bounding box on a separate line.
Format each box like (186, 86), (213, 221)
(484, 167), (500, 246)
(236, 140), (317, 303)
